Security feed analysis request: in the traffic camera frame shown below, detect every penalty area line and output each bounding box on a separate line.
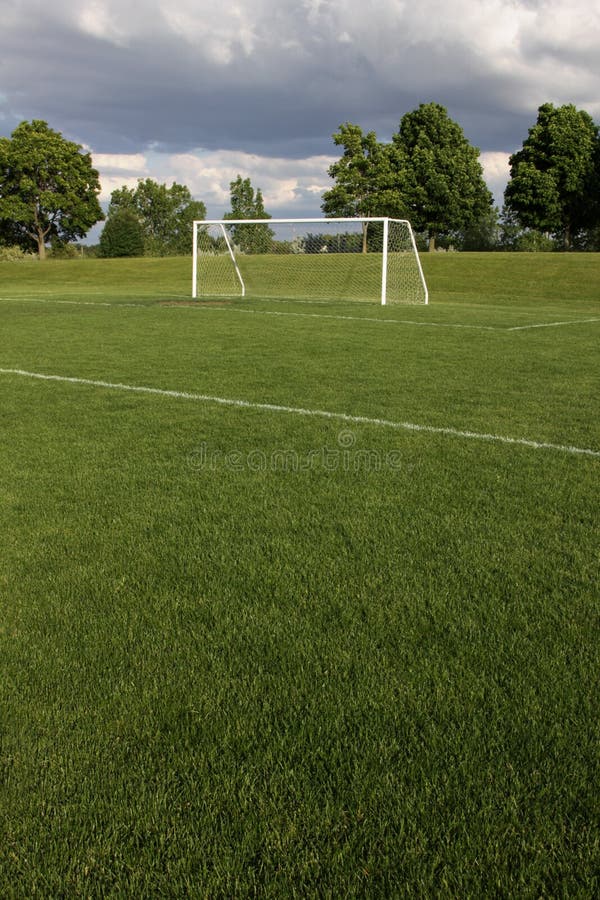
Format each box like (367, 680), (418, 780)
(0, 296), (498, 329)
(507, 317), (600, 331)
(4, 297), (599, 332)
(0, 297), (147, 309)
(1, 366), (599, 460)
(187, 305), (502, 330)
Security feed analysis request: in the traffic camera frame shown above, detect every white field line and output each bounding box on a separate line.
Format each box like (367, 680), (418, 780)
(187, 305), (502, 330)
(506, 317), (600, 331)
(0, 296), (497, 329)
(3, 295), (600, 332)
(1, 297), (144, 308)
(1, 367), (599, 459)
(203, 306), (598, 331)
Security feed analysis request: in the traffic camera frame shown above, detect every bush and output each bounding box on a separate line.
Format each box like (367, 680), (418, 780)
(48, 239), (81, 259)
(512, 230), (556, 252)
(100, 209), (145, 258)
(0, 244), (36, 262)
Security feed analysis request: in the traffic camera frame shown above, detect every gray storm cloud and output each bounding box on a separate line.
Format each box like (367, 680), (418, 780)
(1, 0), (598, 217)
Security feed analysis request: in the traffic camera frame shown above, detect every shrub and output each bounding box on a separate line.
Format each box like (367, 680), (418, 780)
(48, 239), (81, 259)
(0, 244), (36, 262)
(100, 209), (145, 258)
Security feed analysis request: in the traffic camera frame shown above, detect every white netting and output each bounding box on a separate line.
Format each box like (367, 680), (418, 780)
(193, 218), (427, 304)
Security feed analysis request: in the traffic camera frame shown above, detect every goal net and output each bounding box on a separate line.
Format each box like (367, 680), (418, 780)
(192, 218), (428, 305)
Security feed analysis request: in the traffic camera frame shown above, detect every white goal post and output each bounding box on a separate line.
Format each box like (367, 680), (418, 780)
(192, 217), (428, 305)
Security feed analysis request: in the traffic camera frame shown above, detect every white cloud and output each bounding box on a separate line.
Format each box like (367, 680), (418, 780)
(166, 149), (336, 216)
(92, 154), (150, 200)
(77, 0), (128, 45)
(91, 145), (336, 216)
(98, 174), (146, 201)
(480, 151), (511, 205)
(93, 153), (149, 172)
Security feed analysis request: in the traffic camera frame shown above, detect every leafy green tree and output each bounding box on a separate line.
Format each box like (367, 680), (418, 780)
(322, 123), (405, 251)
(322, 123), (404, 217)
(0, 120), (103, 259)
(224, 175), (274, 253)
(499, 207), (557, 252)
(573, 224), (600, 252)
(392, 103), (493, 251)
(108, 179), (206, 256)
(99, 207), (145, 257)
(457, 207), (501, 251)
(0, 216), (25, 250)
(226, 174), (270, 220)
(504, 103), (600, 249)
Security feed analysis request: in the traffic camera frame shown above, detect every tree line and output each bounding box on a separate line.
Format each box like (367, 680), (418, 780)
(322, 102), (600, 252)
(1, 102), (599, 259)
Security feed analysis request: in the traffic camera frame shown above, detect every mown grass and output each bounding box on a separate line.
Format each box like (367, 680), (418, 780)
(0, 253), (599, 896)
(4, 249), (600, 305)
(424, 251), (600, 309)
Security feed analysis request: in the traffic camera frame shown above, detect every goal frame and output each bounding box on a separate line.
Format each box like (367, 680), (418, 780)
(192, 217), (428, 305)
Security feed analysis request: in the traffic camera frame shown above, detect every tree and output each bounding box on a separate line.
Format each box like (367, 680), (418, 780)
(321, 123), (405, 252)
(99, 207), (145, 258)
(108, 179), (206, 256)
(0, 120), (104, 259)
(504, 103), (600, 249)
(392, 103), (493, 251)
(457, 207), (501, 251)
(224, 175), (274, 253)
(499, 206), (557, 252)
(0, 216), (25, 250)
(322, 123), (404, 217)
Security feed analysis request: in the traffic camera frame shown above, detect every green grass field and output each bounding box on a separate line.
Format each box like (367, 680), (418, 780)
(1, 253), (599, 896)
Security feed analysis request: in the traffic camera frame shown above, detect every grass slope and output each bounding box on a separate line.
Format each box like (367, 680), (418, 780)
(0, 254), (599, 896)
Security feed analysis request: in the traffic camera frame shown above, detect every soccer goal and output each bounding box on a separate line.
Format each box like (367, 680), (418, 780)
(192, 217), (428, 305)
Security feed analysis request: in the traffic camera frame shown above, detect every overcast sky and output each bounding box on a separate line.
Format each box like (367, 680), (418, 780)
(1, 0), (599, 231)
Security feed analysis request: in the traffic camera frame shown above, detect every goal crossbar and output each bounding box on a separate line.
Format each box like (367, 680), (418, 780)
(192, 217), (428, 305)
